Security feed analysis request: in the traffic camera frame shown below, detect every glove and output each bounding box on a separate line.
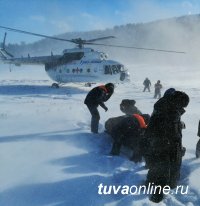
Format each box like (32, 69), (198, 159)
(104, 107), (108, 112)
(180, 121), (186, 129)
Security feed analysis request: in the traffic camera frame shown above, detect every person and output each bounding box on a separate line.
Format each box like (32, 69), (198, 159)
(143, 88), (186, 167)
(84, 83), (114, 133)
(144, 90), (189, 203)
(196, 120), (200, 158)
(105, 99), (142, 134)
(120, 99), (142, 115)
(154, 80), (162, 99)
(143, 78), (151, 92)
(110, 113), (150, 163)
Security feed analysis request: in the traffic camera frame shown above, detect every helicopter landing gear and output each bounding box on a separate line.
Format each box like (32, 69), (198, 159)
(51, 83), (59, 88)
(85, 83), (92, 87)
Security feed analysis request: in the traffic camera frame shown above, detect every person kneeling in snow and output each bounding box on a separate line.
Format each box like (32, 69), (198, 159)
(109, 113), (150, 163)
(105, 99), (142, 134)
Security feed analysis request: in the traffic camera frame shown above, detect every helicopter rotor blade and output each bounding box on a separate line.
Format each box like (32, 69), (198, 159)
(85, 42), (186, 54)
(0, 26), (115, 47)
(86, 36), (115, 42)
(0, 25), (74, 43)
(0, 25), (185, 53)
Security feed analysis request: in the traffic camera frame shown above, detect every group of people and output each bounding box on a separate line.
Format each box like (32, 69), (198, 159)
(84, 83), (191, 202)
(143, 78), (163, 99)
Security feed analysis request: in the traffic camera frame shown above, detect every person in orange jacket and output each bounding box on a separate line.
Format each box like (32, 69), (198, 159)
(84, 83), (114, 133)
(110, 113), (150, 163)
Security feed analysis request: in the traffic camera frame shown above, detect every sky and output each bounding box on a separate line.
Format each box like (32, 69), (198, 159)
(0, 0), (200, 44)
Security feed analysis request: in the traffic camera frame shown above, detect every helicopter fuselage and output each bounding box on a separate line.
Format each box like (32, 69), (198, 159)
(45, 48), (130, 84)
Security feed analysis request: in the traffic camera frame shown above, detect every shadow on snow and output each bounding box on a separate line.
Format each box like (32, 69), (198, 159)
(0, 85), (87, 96)
(0, 130), (148, 206)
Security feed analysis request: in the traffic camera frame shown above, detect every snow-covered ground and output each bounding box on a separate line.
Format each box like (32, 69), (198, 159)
(0, 63), (200, 206)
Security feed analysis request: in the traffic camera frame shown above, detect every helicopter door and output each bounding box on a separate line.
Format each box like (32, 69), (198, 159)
(56, 68), (63, 82)
(55, 74), (62, 83)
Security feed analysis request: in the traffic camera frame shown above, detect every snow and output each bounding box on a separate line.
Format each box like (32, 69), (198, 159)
(0, 63), (200, 206)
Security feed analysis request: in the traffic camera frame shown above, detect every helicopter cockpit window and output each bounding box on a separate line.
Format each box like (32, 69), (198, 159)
(100, 54), (104, 60)
(100, 53), (107, 60)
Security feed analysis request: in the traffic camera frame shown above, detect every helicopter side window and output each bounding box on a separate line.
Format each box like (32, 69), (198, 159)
(104, 65), (112, 75)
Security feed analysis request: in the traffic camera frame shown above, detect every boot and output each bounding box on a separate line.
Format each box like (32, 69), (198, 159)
(150, 192), (164, 203)
(130, 153), (142, 163)
(110, 142), (121, 155)
(181, 147), (186, 157)
(150, 187), (164, 203)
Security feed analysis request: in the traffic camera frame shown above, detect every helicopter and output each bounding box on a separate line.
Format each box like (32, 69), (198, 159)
(0, 25), (185, 88)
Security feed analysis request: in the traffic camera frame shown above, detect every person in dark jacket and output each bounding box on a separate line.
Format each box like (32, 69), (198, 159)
(154, 80), (162, 99)
(105, 99), (142, 134)
(110, 113), (150, 163)
(196, 120), (200, 158)
(84, 83), (114, 133)
(143, 78), (151, 92)
(145, 90), (189, 203)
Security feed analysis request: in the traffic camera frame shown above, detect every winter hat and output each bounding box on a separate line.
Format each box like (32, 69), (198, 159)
(120, 99), (136, 106)
(171, 91), (190, 108)
(120, 99), (137, 114)
(164, 88), (176, 97)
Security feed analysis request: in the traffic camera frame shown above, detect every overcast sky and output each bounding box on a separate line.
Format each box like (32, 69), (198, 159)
(0, 0), (200, 43)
